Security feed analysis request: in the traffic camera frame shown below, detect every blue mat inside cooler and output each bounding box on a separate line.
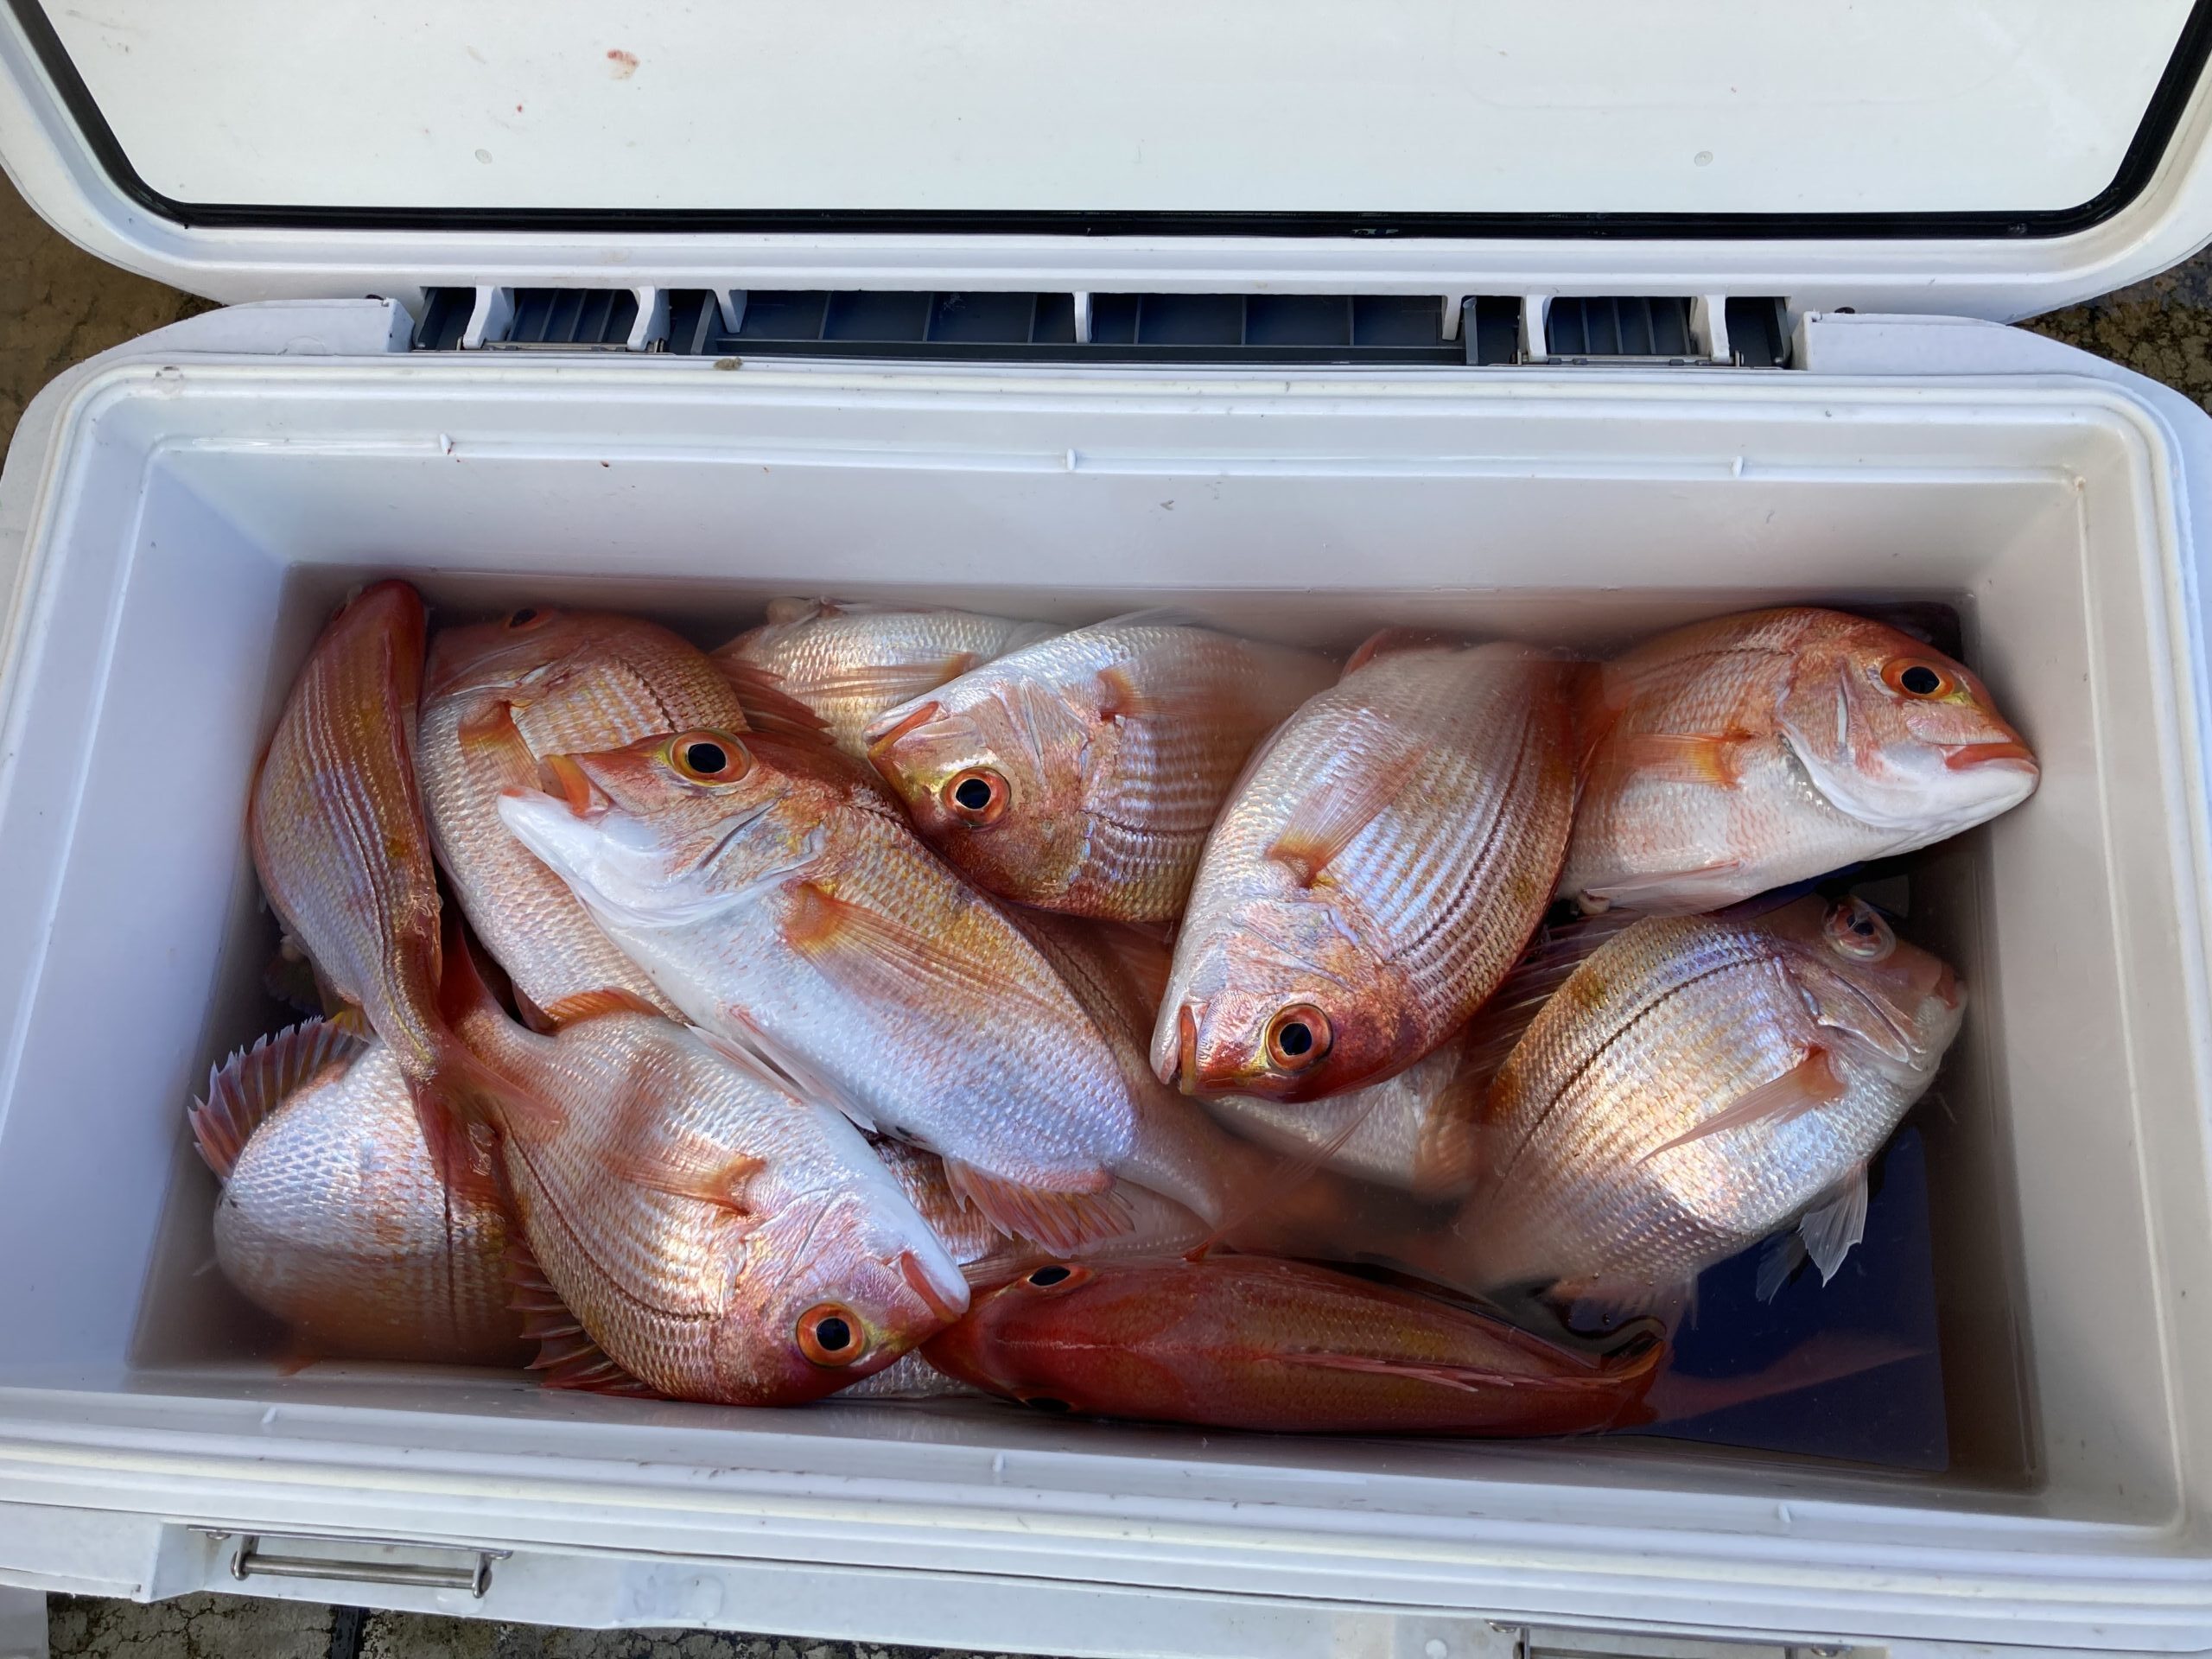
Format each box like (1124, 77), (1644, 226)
(1638, 1124), (1948, 1471)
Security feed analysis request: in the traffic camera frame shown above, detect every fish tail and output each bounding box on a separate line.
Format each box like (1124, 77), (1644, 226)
(417, 917), (567, 1184)
(1643, 1328), (1923, 1427)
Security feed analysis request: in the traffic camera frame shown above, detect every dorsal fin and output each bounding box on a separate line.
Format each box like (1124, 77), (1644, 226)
(505, 1232), (664, 1396)
(191, 1019), (369, 1179)
(1344, 627), (1458, 676)
(713, 659), (836, 747)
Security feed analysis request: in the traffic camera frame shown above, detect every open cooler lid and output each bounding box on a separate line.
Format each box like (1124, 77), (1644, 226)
(3, 0), (2212, 321)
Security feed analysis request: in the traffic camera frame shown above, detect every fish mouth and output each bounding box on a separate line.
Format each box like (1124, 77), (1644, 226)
(899, 1248), (968, 1324)
(1942, 740), (2037, 773)
(864, 701), (944, 768)
(538, 753), (605, 817)
(1162, 1003), (1199, 1094)
(1931, 959), (1962, 1011)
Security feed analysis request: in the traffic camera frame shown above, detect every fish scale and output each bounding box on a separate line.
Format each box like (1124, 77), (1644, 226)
(251, 582), (448, 1079)
(1458, 899), (1964, 1308)
(495, 731), (1142, 1250)
(443, 947), (967, 1404)
(1562, 608), (2038, 913)
(196, 1026), (524, 1367)
(714, 601), (1059, 758)
(922, 1255), (1662, 1435)
(419, 610), (748, 1025)
(866, 620), (1335, 922)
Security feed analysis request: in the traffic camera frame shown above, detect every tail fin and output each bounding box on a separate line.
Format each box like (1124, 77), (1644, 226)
(1645, 1329), (1923, 1425)
(416, 917), (566, 1194)
(434, 913), (517, 1052)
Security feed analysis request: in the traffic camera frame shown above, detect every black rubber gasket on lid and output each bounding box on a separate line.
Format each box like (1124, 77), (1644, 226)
(12, 0), (2212, 242)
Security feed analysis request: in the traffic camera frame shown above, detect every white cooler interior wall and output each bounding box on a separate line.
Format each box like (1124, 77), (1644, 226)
(0, 359), (2202, 1544)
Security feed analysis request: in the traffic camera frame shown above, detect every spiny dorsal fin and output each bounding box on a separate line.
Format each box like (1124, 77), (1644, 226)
(1344, 627), (1458, 677)
(941, 1159), (1132, 1255)
(712, 659), (836, 747)
(191, 1019), (369, 1179)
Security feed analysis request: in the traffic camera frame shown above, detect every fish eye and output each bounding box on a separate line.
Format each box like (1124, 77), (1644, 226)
(1264, 1004), (1332, 1071)
(942, 767), (1009, 826)
(1825, 898), (1896, 963)
(1882, 658), (1956, 700)
(505, 607), (550, 632)
(668, 729), (750, 785)
(1027, 1265), (1071, 1287)
(796, 1302), (865, 1367)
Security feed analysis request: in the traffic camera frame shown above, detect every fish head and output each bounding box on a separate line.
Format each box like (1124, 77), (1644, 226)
(722, 1181), (970, 1401)
(1763, 895), (1967, 1076)
(495, 728), (804, 927)
(864, 679), (1090, 895)
(1776, 620), (2039, 837)
(1154, 893), (1417, 1102)
(921, 1262), (1178, 1409)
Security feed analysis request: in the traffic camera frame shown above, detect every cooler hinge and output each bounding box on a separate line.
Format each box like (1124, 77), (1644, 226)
(410, 286), (1796, 367)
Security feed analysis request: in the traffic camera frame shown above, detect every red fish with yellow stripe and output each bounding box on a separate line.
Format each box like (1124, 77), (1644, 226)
(922, 1255), (1663, 1435)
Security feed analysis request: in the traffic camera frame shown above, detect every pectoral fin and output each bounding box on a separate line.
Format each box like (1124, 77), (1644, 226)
(1796, 1161), (1871, 1286)
(606, 1140), (766, 1216)
(1573, 858), (1746, 913)
(784, 881), (1090, 1036)
(1599, 730), (1755, 789)
(1267, 753), (1413, 887)
(714, 659), (834, 745)
(1643, 1046), (1847, 1161)
(531, 987), (670, 1029)
(810, 652), (981, 709)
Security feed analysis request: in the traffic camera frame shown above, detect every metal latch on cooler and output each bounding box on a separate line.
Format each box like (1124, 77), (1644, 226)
(410, 286), (1795, 368)
(194, 1529), (507, 1598)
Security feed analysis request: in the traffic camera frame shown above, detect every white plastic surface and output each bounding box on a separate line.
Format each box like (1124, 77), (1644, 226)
(30, 0), (2190, 219)
(0, 317), (2207, 1656)
(3, 3), (2212, 319)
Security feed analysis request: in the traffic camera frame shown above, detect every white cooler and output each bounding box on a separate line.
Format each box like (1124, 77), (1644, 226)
(1, 4), (2210, 1656)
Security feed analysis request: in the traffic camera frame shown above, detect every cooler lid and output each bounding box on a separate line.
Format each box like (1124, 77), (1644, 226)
(3, 0), (2212, 319)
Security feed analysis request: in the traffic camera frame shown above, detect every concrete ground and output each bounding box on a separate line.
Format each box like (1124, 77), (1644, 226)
(41, 1595), (1021, 1659)
(3, 175), (2209, 1659)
